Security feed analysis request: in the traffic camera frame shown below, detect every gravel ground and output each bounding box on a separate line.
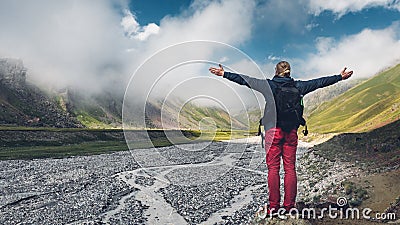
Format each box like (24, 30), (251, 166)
(0, 137), (358, 224)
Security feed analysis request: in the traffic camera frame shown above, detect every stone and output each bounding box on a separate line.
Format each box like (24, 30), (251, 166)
(0, 58), (26, 88)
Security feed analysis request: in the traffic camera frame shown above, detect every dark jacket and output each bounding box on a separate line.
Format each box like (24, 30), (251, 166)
(223, 72), (342, 131)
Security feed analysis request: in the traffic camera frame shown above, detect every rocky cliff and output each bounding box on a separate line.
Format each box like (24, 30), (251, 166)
(0, 58), (258, 130)
(0, 58), (26, 88)
(0, 58), (83, 128)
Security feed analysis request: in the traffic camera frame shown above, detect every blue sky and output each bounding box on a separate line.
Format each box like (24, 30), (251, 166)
(0, 0), (399, 94)
(121, 0), (400, 110)
(126, 0), (400, 65)
(128, 0), (192, 24)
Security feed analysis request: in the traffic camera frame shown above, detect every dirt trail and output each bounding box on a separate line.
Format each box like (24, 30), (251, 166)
(359, 169), (400, 215)
(310, 169), (400, 225)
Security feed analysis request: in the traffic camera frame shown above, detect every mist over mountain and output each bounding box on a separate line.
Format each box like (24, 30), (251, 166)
(0, 58), (133, 128)
(0, 59), (82, 128)
(0, 59), (260, 130)
(2, 58), (399, 133)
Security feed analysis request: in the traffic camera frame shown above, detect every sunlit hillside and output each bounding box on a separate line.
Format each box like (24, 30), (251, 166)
(307, 63), (400, 133)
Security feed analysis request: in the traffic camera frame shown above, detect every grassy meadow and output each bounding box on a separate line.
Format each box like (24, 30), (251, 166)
(0, 127), (255, 160)
(307, 64), (400, 133)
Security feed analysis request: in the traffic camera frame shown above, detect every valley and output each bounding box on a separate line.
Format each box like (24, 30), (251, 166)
(0, 59), (399, 224)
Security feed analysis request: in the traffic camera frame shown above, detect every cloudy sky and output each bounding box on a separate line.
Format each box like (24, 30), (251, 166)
(0, 0), (399, 101)
(127, 0), (400, 77)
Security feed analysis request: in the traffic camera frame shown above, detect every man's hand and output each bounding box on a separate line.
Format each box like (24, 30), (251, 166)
(209, 64), (224, 76)
(341, 67), (353, 80)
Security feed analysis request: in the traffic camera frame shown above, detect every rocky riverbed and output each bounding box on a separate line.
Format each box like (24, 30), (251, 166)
(0, 137), (365, 224)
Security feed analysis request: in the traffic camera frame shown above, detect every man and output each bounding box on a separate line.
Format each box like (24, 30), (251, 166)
(209, 61), (353, 213)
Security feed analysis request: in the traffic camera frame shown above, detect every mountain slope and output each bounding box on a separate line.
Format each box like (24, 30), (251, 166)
(64, 89), (123, 128)
(303, 78), (365, 116)
(0, 59), (83, 128)
(1, 58), (257, 130)
(0, 58), (127, 129)
(144, 99), (252, 130)
(307, 63), (400, 133)
(0, 82), (83, 128)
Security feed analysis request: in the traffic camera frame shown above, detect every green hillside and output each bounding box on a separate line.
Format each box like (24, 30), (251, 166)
(307, 64), (400, 133)
(0, 82), (83, 128)
(303, 78), (365, 116)
(144, 99), (254, 131)
(66, 90), (123, 129)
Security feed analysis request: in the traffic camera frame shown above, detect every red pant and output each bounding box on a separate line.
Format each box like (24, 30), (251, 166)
(265, 127), (298, 210)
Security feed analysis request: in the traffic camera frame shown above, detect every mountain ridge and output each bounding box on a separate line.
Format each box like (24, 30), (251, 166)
(2, 58), (399, 133)
(0, 58), (259, 130)
(0, 59), (83, 128)
(307, 63), (400, 133)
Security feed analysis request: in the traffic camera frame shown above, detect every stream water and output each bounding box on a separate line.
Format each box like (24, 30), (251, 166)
(102, 137), (311, 224)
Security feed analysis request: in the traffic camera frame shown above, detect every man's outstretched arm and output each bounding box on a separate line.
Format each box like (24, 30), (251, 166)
(209, 64), (267, 93)
(298, 67), (353, 95)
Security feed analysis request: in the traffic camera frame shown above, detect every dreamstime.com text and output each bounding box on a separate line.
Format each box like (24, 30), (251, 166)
(256, 197), (397, 221)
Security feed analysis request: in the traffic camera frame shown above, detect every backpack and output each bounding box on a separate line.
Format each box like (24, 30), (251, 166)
(257, 80), (308, 145)
(275, 80), (308, 135)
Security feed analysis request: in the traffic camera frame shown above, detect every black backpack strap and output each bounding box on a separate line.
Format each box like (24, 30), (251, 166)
(302, 124), (308, 136)
(261, 131), (264, 147)
(258, 118), (264, 147)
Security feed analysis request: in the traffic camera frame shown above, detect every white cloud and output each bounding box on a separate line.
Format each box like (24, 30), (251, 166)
(267, 55), (282, 61)
(123, 0), (257, 107)
(134, 23), (160, 41)
(0, 0), (133, 94)
(308, 0), (400, 17)
(0, 0), (255, 98)
(219, 56), (229, 63)
(121, 9), (160, 41)
(297, 22), (400, 78)
(305, 22), (319, 31)
(121, 9), (140, 37)
(255, 0), (310, 33)
(8, 0), (398, 113)
(315, 37), (335, 54)
(155, 0), (255, 49)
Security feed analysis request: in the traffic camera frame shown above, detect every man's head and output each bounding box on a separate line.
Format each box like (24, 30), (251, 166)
(275, 61), (291, 77)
